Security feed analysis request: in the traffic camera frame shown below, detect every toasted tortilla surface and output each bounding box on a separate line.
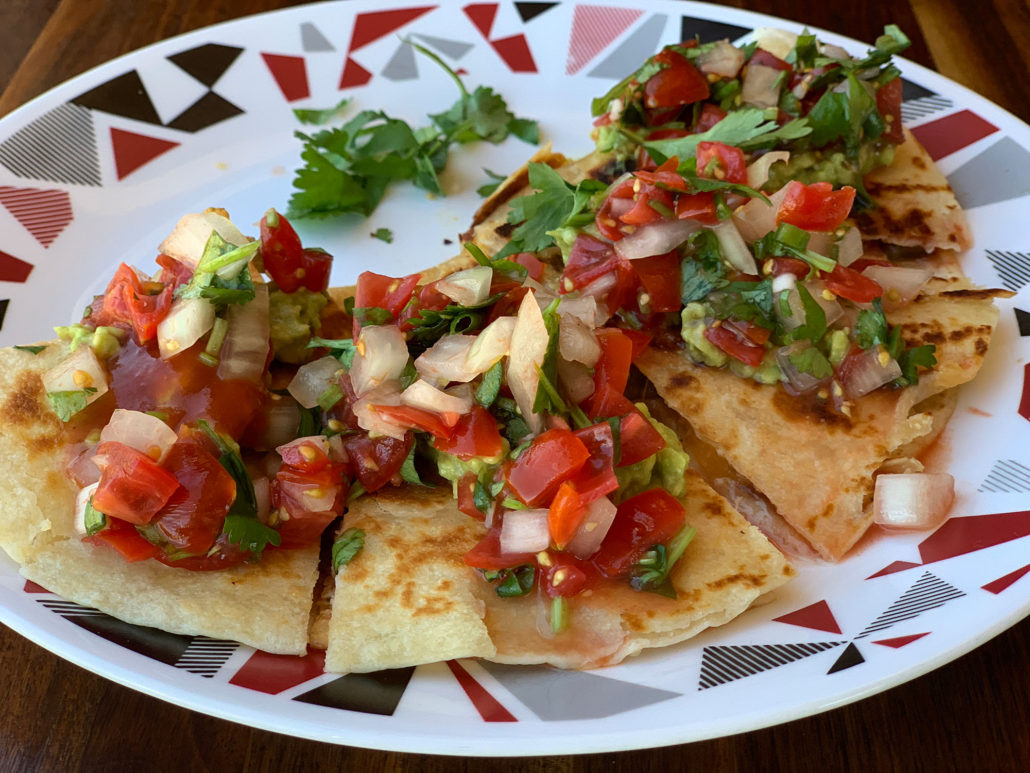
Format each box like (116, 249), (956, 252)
(0, 344), (319, 655)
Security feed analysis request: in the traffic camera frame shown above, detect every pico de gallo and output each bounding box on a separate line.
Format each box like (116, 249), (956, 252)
(485, 25), (938, 416)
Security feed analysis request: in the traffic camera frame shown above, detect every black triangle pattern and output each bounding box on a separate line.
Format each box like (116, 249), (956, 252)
(854, 572), (964, 640)
(1015, 308), (1030, 337)
(71, 71), (162, 125)
(0, 102), (101, 186)
(0, 299), (8, 331)
(166, 91), (245, 133)
(680, 17), (750, 44)
(985, 250), (1030, 293)
(827, 642), (865, 674)
(167, 43), (243, 88)
(698, 641), (845, 689)
(515, 2), (557, 23)
(293, 667), (415, 715)
(900, 77), (952, 123)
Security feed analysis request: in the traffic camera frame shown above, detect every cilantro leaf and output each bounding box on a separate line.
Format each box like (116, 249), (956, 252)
(222, 514), (282, 558)
(332, 528), (365, 573)
(531, 298), (563, 416)
(630, 524), (696, 596)
(644, 109), (811, 163)
(897, 344), (937, 386)
(788, 345), (833, 378)
(477, 168), (508, 197)
(790, 284), (828, 343)
(371, 227), (393, 243)
(482, 565), (535, 597)
(293, 97), (352, 126)
(308, 336), (357, 369)
(47, 389), (95, 422)
(400, 446), (429, 486)
(855, 298), (889, 349)
(83, 496), (106, 537)
(13, 344), (46, 355)
(476, 360), (504, 407)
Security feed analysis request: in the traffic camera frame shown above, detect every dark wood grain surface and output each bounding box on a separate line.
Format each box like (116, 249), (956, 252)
(1, 1), (1028, 770)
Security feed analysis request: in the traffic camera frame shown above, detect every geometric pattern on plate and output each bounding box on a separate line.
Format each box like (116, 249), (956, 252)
(0, 103), (101, 187)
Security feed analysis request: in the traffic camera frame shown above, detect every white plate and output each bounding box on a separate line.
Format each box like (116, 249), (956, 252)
(0, 0), (1028, 756)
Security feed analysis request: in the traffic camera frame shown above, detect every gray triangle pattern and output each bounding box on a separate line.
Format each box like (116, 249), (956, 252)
(381, 41), (419, 81)
(300, 22), (335, 52)
(0, 103), (101, 186)
(587, 14), (667, 79)
(949, 137), (1030, 210)
(979, 459), (1030, 493)
(413, 33), (474, 60)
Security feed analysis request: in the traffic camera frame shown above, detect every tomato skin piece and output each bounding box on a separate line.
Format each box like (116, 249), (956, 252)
(693, 103), (727, 133)
(592, 329), (634, 397)
(617, 411), (667, 467)
(876, 76), (904, 144)
(146, 436), (237, 558)
(620, 184), (675, 226)
(434, 406), (505, 461)
(571, 422), (619, 505)
(91, 441), (181, 525)
(548, 480), (588, 549)
(353, 271), (421, 336)
(632, 251), (683, 313)
(456, 471), (487, 520)
(594, 179), (636, 242)
(339, 432), (414, 493)
(675, 191), (719, 224)
(277, 438), (332, 473)
(822, 263), (884, 304)
(507, 429), (591, 507)
(562, 234), (622, 290)
(633, 157), (688, 192)
(463, 526), (537, 571)
(512, 252), (545, 281)
(84, 518), (162, 563)
(777, 181), (857, 232)
(586, 383), (635, 422)
(696, 141), (747, 185)
(621, 328), (653, 361)
(592, 488), (686, 578)
(749, 48), (793, 72)
(371, 404), (455, 441)
(643, 50), (710, 109)
(703, 324), (767, 367)
(89, 262), (184, 344)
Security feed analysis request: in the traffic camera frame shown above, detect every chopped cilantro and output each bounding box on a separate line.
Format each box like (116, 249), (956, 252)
(371, 227), (394, 243)
(643, 109), (811, 163)
(790, 285), (828, 343)
(332, 528), (365, 574)
(788, 345), (833, 378)
(47, 388), (95, 422)
(476, 360), (504, 407)
(308, 336), (357, 369)
(83, 496), (106, 537)
(482, 564), (535, 597)
(477, 168), (508, 197)
(473, 479), (493, 515)
(13, 344), (46, 355)
(897, 344), (937, 386)
(400, 446), (429, 486)
(631, 524), (696, 597)
(293, 97), (352, 126)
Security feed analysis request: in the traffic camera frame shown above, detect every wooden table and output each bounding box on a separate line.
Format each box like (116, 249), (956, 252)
(1, 1), (1028, 770)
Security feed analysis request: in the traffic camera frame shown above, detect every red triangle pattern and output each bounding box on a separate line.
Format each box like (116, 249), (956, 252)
(867, 560), (922, 579)
(871, 632), (930, 649)
(464, 3), (498, 36)
(0, 186), (73, 248)
(109, 128), (179, 180)
(909, 109), (998, 161)
(349, 6), (437, 51)
(463, 3), (537, 73)
(22, 580), (49, 593)
(982, 563), (1030, 594)
(261, 53), (310, 102)
(228, 647), (326, 695)
(339, 56), (373, 89)
(1019, 362), (1030, 422)
(566, 5), (643, 75)
(446, 661), (517, 722)
(0, 249), (33, 283)
(772, 600), (842, 634)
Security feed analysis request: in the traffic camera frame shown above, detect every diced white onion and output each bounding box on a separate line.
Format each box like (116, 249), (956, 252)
(276, 434), (330, 461)
(73, 482), (101, 536)
(805, 230), (835, 257)
(771, 272), (797, 294)
(615, 218), (700, 260)
(776, 280), (842, 331)
(819, 42), (853, 61)
(555, 295), (599, 327)
(499, 508), (551, 554)
(156, 297), (215, 360)
(401, 379), (472, 419)
(711, 220), (758, 275)
(733, 186), (789, 242)
(873, 473), (955, 531)
(696, 39), (746, 79)
(217, 283), (270, 382)
(559, 314), (601, 367)
(158, 211), (251, 269)
(350, 324), (409, 396)
(287, 355), (343, 409)
(465, 316), (516, 375)
(100, 409), (177, 462)
(435, 266), (493, 307)
(42, 345), (109, 406)
(566, 497), (618, 558)
(248, 395), (301, 450)
(841, 346), (902, 399)
(862, 264), (934, 306)
(775, 343), (829, 395)
(415, 334), (478, 386)
(557, 359), (596, 405)
(352, 382), (406, 439)
(837, 227), (863, 266)
(741, 63), (783, 108)
(327, 434), (347, 463)
(746, 151), (790, 190)
(753, 29), (798, 60)
(252, 476), (271, 520)
(506, 291), (550, 435)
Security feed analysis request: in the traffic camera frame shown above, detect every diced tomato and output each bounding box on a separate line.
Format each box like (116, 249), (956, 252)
(84, 518), (162, 563)
(272, 464), (348, 548)
(276, 437), (332, 473)
(693, 103), (727, 133)
(570, 422), (619, 505)
(847, 256), (892, 273)
(562, 234), (621, 290)
(777, 181), (857, 232)
(594, 178), (636, 241)
(876, 76), (904, 144)
(749, 48), (793, 72)
(487, 285), (531, 323)
(632, 251), (683, 312)
(353, 270), (421, 336)
(541, 553), (595, 598)
(638, 129), (690, 170)
(512, 252), (545, 281)
(507, 429), (591, 507)
(621, 328), (653, 361)
(587, 383), (636, 421)
(548, 480), (588, 549)
(592, 328), (634, 398)
(633, 157), (688, 192)
(153, 535), (250, 571)
(620, 184), (676, 226)
(463, 526), (537, 571)
(704, 323), (767, 367)
(416, 280), (452, 313)
(696, 141), (747, 185)
(592, 488), (686, 578)
(146, 436), (237, 558)
(456, 472), (486, 520)
(89, 263), (180, 344)
(372, 404), (455, 441)
(260, 209), (333, 293)
(339, 432), (415, 493)
(643, 49), (710, 109)
(822, 263), (884, 303)
(724, 318), (772, 346)
(91, 441), (181, 525)
(617, 411), (667, 467)
(675, 191), (719, 224)
(434, 406), (505, 461)
(770, 257), (810, 279)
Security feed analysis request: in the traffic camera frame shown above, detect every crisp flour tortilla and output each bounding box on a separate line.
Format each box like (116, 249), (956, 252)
(324, 475), (792, 673)
(854, 128), (973, 252)
(636, 260), (1002, 559)
(0, 344), (319, 655)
